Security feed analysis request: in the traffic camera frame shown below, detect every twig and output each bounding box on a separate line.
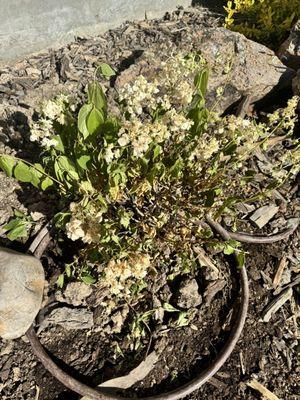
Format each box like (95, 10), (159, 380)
(273, 256), (287, 289)
(261, 288), (293, 323)
(246, 379), (281, 400)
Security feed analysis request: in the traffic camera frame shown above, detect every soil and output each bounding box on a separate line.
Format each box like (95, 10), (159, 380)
(0, 3), (299, 400)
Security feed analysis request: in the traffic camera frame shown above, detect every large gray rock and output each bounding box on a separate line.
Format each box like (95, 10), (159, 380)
(116, 28), (294, 113)
(278, 21), (300, 70)
(0, 247), (45, 340)
(0, 0), (191, 62)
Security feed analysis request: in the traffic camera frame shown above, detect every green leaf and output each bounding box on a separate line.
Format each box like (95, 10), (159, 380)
(153, 144), (162, 160)
(77, 155), (91, 170)
(98, 63), (116, 78)
(57, 156), (79, 181)
(14, 210), (26, 218)
(78, 103), (93, 139)
(65, 264), (72, 278)
(53, 212), (71, 229)
(176, 311), (189, 327)
(163, 303), (180, 313)
(57, 274), (65, 288)
(87, 81), (107, 111)
(86, 107), (104, 135)
(0, 155), (15, 177)
(236, 251), (245, 268)
(30, 164), (45, 188)
(4, 219), (28, 240)
(194, 68), (209, 98)
(53, 135), (65, 152)
(120, 211), (132, 228)
(223, 141), (237, 156)
(41, 177), (54, 190)
(169, 158), (184, 178)
(81, 180), (94, 193)
(223, 245), (235, 255)
(81, 273), (96, 285)
(4, 218), (23, 232)
(14, 162), (32, 183)
(102, 117), (121, 142)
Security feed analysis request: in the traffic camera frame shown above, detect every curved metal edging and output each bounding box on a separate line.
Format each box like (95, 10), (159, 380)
(26, 220), (249, 400)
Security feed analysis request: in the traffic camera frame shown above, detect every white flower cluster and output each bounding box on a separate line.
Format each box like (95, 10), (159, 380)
(104, 253), (150, 295)
(189, 136), (220, 162)
(66, 202), (103, 243)
(30, 94), (71, 148)
(30, 118), (59, 148)
(116, 110), (193, 158)
(268, 96), (299, 131)
(119, 53), (199, 118)
(119, 75), (159, 116)
(104, 144), (121, 163)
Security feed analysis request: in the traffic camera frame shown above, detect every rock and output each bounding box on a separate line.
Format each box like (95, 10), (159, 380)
(116, 27), (294, 114)
(0, 247), (45, 340)
(250, 204), (279, 229)
(204, 279), (226, 305)
(111, 305), (129, 333)
(175, 278), (202, 309)
(46, 307), (94, 330)
(278, 21), (300, 70)
(93, 304), (111, 326)
(56, 282), (93, 306)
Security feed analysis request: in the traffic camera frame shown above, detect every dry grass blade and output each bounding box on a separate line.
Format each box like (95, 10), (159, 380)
(246, 379), (281, 400)
(273, 256), (287, 288)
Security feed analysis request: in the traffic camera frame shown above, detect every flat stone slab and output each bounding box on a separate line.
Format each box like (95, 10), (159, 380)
(0, 0), (191, 61)
(0, 247), (45, 340)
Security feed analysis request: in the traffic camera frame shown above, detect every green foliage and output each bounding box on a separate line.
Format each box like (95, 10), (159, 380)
(224, 0), (300, 48)
(0, 56), (299, 298)
(2, 210), (34, 241)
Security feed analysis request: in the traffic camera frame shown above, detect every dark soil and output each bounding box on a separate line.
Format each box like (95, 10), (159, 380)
(0, 4), (299, 400)
(1, 239), (299, 400)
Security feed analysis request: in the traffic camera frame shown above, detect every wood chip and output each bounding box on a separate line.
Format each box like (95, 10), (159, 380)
(81, 351), (159, 399)
(246, 379), (281, 400)
(261, 288), (293, 322)
(204, 279), (226, 305)
(193, 245), (219, 280)
(273, 256), (288, 289)
(250, 205), (279, 229)
(208, 376), (228, 390)
(239, 351), (246, 375)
